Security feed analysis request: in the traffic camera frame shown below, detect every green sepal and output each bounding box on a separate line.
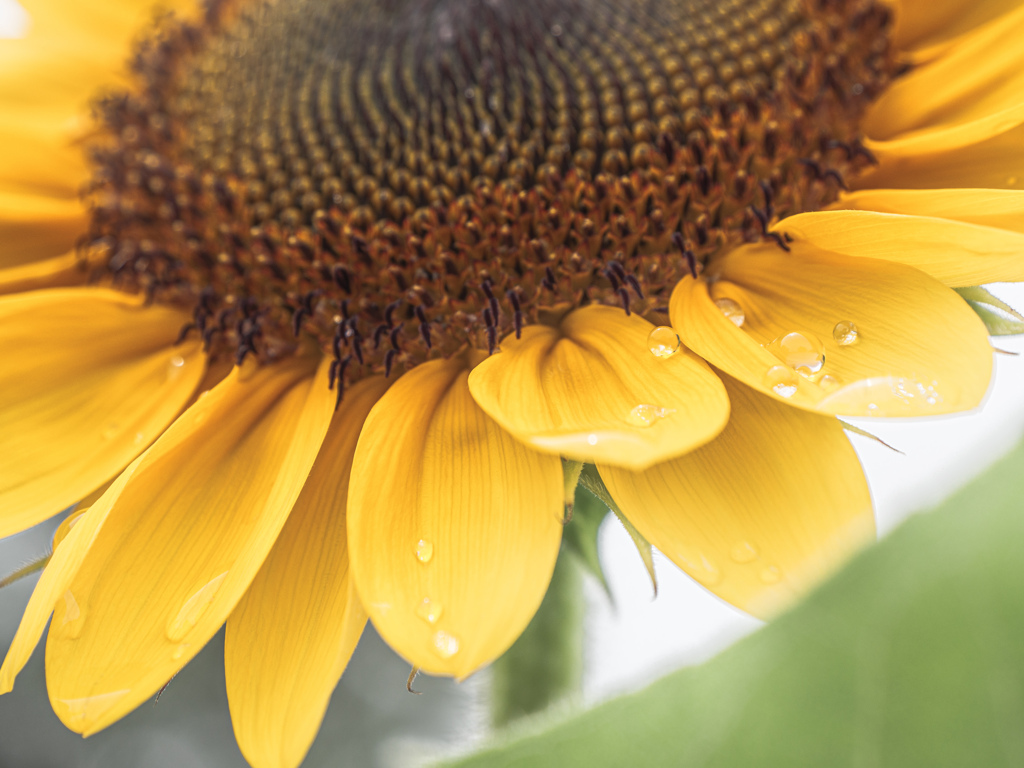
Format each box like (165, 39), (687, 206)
(578, 465), (657, 597)
(561, 458), (585, 523)
(955, 286), (1024, 336)
(562, 485), (612, 599)
(838, 419), (904, 454)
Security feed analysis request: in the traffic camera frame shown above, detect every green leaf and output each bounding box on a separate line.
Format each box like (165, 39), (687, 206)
(561, 486), (612, 598)
(955, 286), (1024, 335)
(442, 438), (1024, 768)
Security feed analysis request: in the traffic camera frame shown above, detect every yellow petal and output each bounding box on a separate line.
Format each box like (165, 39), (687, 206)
(598, 376), (874, 618)
(856, 121), (1024, 190)
(0, 251), (92, 295)
(0, 192), (87, 268)
(225, 376), (389, 768)
(43, 355), (335, 735)
(670, 241), (992, 416)
(0, 288), (205, 538)
(348, 356), (563, 679)
(864, 4), (1024, 148)
(776, 210), (1024, 286)
(833, 189), (1024, 234)
(467, 305), (730, 471)
(894, 0), (1023, 52)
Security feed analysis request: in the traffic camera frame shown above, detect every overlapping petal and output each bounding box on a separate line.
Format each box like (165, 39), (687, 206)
(348, 356), (563, 678)
(468, 305), (729, 471)
(832, 189), (1024, 234)
(893, 0), (1022, 52)
(0, 287), (205, 538)
(775, 210), (1024, 286)
(42, 355), (335, 735)
(598, 376), (874, 618)
(671, 241), (992, 416)
(225, 376), (389, 768)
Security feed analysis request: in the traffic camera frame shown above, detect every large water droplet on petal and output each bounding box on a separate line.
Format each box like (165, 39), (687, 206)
(765, 365), (798, 398)
(415, 539), (434, 563)
(166, 572), (228, 642)
(769, 332), (825, 376)
(832, 320), (859, 346)
(416, 598), (444, 624)
(714, 297), (745, 327)
(647, 326), (681, 358)
(433, 630), (460, 659)
(730, 541), (759, 564)
(627, 404), (676, 427)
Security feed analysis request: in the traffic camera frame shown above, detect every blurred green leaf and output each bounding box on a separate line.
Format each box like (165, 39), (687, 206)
(561, 487), (611, 598)
(956, 286), (1024, 335)
(443, 438), (1024, 768)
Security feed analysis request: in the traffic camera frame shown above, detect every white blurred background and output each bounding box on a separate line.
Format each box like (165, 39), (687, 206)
(5, 2), (1024, 764)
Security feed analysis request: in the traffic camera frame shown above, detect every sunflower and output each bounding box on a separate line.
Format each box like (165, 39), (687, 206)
(2, 0), (1023, 764)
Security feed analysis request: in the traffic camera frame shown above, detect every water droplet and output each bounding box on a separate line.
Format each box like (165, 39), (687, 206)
(172, 643), (190, 661)
(166, 572), (228, 642)
(416, 598), (444, 624)
(730, 541), (759, 564)
(170, 355), (185, 368)
(52, 510), (86, 550)
(765, 365), (798, 398)
(832, 320), (859, 346)
(819, 376), (946, 416)
(415, 540), (434, 563)
(695, 554), (722, 586)
(819, 374), (842, 392)
(647, 326), (681, 358)
(587, 433), (598, 446)
(627, 404), (675, 427)
(57, 689), (130, 726)
(433, 630), (460, 659)
(714, 298), (745, 327)
(61, 590), (83, 637)
(760, 565), (782, 584)
(769, 332), (825, 376)
(133, 431), (146, 445)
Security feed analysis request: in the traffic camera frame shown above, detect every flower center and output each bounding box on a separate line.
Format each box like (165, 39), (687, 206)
(84, 0), (895, 389)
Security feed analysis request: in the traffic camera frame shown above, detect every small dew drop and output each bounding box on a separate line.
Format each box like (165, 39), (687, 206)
(52, 510), (86, 551)
(57, 690), (130, 726)
(415, 539), (434, 563)
(166, 572), (228, 642)
(696, 554), (722, 586)
(819, 374), (842, 392)
(62, 590), (82, 634)
(587, 433), (598, 446)
(170, 355), (186, 368)
(760, 565), (782, 584)
(714, 297), (746, 327)
(647, 326), (681, 359)
(627, 404), (675, 428)
(550, 23), (563, 36)
(416, 598), (444, 624)
(730, 541), (759, 564)
(172, 643), (190, 661)
(133, 431), (146, 445)
(765, 365), (798, 398)
(769, 331), (825, 376)
(433, 630), (461, 659)
(832, 320), (859, 346)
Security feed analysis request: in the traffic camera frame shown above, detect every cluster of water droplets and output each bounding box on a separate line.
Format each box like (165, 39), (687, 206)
(414, 538), (460, 659)
(674, 539), (786, 591)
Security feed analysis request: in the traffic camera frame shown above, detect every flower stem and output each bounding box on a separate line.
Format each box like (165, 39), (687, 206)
(490, 547), (584, 729)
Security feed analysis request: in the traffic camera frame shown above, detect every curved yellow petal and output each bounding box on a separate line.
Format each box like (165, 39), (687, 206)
(894, 0), (1023, 52)
(0, 287), (205, 538)
(858, 120), (1024, 190)
(670, 241), (992, 417)
(864, 4), (1024, 147)
(348, 356), (563, 679)
(0, 192), (87, 268)
(598, 376), (874, 618)
(776, 210), (1024, 286)
(225, 376), (389, 768)
(0, 251), (94, 295)
(833, 189), (1024, 234)
(43, 355), (335, 736)
(467, 305), (730, 471)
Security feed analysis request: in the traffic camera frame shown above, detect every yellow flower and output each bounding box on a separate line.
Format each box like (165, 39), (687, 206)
(2, 0), (1023, 765)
